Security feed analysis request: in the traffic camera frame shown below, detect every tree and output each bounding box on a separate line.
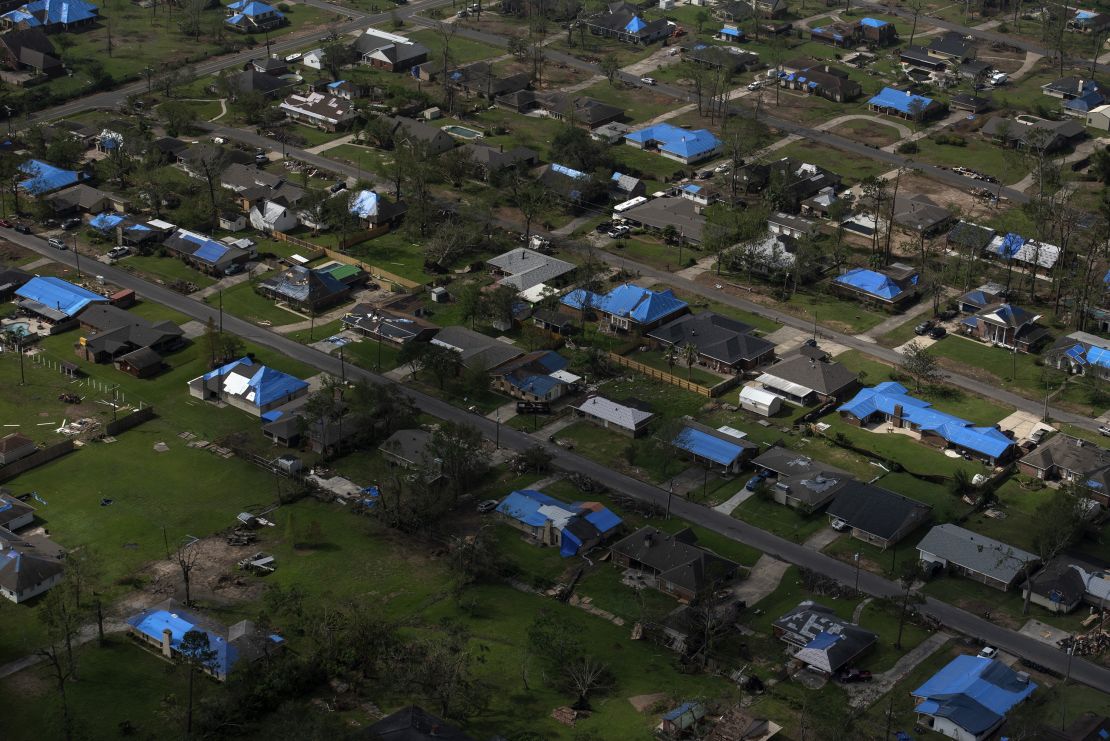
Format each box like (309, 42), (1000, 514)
(179, 629), (220, 738)
(176, 540), (203, 606)
(900, 341), (943, 391)
(599, 54), (619, 84)
(160, 100), (198, 137)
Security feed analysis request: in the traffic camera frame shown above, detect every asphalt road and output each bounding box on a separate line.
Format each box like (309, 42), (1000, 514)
(10, 232), (1110, 693)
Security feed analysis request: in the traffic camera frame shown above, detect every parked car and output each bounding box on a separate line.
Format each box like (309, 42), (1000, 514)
(914, 320), (934, 335)
(0, 219), (12, 228)
(61, 218), (81, 230)
(640, 76), (656, 86)
(928, 326), (947, 340)
(47, 237), (66, 250)
(476, 499), (499, 513)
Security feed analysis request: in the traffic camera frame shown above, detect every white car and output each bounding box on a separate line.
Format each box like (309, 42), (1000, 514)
(640, 76), (656, 86)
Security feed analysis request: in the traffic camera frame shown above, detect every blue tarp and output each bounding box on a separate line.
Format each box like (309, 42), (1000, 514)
(912, 655), (1036, 735)
(18, 159), (81, 195)
(860, 16), (888, 27)
(673, 426), (746, 466)
(867, 87), (934, 115)
(560, 284), (688, 325)
(839, 382), (1014, 459)
(834, 268), (911, 300)
(624, 123), (721, 160)
(15, 276), (107, 318)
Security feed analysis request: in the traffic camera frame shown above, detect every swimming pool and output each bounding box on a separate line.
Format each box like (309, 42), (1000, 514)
(442, 125), (483, 140)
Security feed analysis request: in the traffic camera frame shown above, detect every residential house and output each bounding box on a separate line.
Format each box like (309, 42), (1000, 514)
(490, 350), (571, 402)
(279, 90), (357, 131)
(981, 115), (1085, 152)
(610, 526), (740, 602)
(461, 142), (537, 180)
(859, 16), (897, 44)
(365, 706), (475, 741)
(382, 115), (456, 155)
(947, 220), (997, 254)
(0, 433), (36, 465)
(487, 247), (575, 293)
(647, 311), (775, 373)
(353, 28), (428, 72)
(1045, 331), (1110, 382)
(224, 0), (287, 33)
(14, 276), (107, 333)
(75, 304), (183, 373)
(619, 195), (707, 243)
(672, 419), (758, 474)
(1017, 433), (1110, 505)
(571, 395), (654, 437)
(956, 281), (1006, 314)
(187, 357), (309, 416)
(0, 536), (64, 603)
(430, 325), (523, 371)
(810, 21), (859, 47)
(986, 231), (1061, 271)
(756, 345), (860, 405)
(867, 87), (945, 121)
(624, 123), (722, 165)
(773, 602), (877, 674)
(749, 446), (853, 510)
(0, 28), (61, 77)
(825, 483), (931, 549)
(768, 212), (818, 239)
(832, 263), (920, 310)
(560, 283), (689, 332)
(0, 0), (97, 32)
(583, 1), (672, 45)
(256, 265), (351, 313)
(1041, 76), (1105, 115)
(684, 43), (761, 73)
(912, 655), (1036, 741)
(892, 194), (954, 236)
(959, 302), (1050, 353)
(342, 304), (436, 346)
(1086, 103), (1110, 130)
(496, 489), (622, 557)
(0, 267), (31, 301)
(379, 429), (436, 470)
(164, 229), (252, 276)
(17, 159), (84, 196)
(1023, 552), (1110, 614)
(839, 382), (1017, 464)
(346, 189), (407, 228)
(917, 523), (1037, 591)
(126, 598), (283, 681)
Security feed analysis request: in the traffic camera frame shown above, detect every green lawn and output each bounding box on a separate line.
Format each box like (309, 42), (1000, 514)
(117, 254), (216, 290)
(204, 278), (307, 327)
(912, 137), (1031, 187)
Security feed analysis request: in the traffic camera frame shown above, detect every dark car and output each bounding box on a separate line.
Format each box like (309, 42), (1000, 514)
(13, 223), (31, 234)
(928, 326), (947, 340)
(914, 320), (934, 336)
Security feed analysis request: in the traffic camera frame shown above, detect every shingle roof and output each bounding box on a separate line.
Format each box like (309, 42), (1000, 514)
(917, 523), (1037, 582)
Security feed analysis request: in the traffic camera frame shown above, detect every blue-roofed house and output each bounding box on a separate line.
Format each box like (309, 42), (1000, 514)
(17, 159), (84, 196)
(0, 0), (98, 32)
(583, 1), (671, 44)
(960, 302), (1050, 353)
(839, 382), (1017, 464)
(187, 357), (309, 416)
(490, 350), (572, 402)
(831, 262), (919, 309)
(224, 0), (286, 32)
(560, 283), (689, 331)
(912, 655), (1036, 740)
(672, 419), (757, 473)
(495, 489), (622, 557)
(624, 123), (722, 164)
(126, 598), (283, 681)
(15, 275), (108, 331)
(867, 86), (945, 121)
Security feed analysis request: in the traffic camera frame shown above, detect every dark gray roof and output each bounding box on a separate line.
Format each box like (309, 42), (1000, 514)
(826, 482), (931, 540)
(917, 524), (1037, 582)
(611, 526), (738, 594)
(647, 311), (774, 365)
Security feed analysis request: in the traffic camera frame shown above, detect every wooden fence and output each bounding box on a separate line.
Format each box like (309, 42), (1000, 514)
(607, 352), (740, 398)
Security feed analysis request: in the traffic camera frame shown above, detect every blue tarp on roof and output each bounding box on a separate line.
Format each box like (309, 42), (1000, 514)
(126, 609), (238, 676)
(560, 284), (688, 324)
(89, 212), (126, 231)
(868, 87), (934, 115)
(673, 426), (747, 466)
(860, 16), (888, 27)
(719, 26), (743, 37)
(624, 15), (646, 33)
(18, 159), (81, 195)
(834, 268), (911, 300)
(839, 382), (1014, 459)
(15, 276), (107, 318)
(625, 123), (721, 160)
(551, 163), (587, 179)
(912, 655), (1036, 735)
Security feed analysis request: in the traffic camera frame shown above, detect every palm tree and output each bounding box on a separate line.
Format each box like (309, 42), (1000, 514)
(682, 343), (699, 380)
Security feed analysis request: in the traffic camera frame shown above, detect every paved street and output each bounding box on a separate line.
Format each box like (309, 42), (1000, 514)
(10, 232), (1110, 694)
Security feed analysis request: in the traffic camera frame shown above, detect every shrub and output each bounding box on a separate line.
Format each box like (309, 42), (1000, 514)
(898, 140), (920, 154)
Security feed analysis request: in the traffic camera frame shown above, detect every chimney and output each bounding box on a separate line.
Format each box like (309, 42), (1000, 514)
(161, 629), (173, 658)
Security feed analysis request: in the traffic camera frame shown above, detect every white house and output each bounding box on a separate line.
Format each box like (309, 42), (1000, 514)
(249, 200), (299, 233)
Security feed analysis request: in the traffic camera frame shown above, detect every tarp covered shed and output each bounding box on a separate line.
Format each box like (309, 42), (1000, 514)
(15, 276), (107, 320)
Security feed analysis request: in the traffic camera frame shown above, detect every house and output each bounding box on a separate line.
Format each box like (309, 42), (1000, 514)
(75, 304), (183, 368)
(0, 0), (97, 32)
(912, 655), (1036, 741)
(224, 0), (287, 33)
(986, 231), (1061, 270)
(496, 489), (622, 557)
(462, 142), (537, 179)
(0, 267), (31, 301)
(1042, 76), (1105, 115)
(810, 21), (859, 47)
(750, 445), (853, 510)
(956, 281), (1006, 314)
(832, 263), (919, 310)
(892, 194), (954, 236)
(379, 428), (436, 470)
(756, 346), (860, 405)
(164, 229), (252, 276)
(1045, 331), (1110, 383)
(917, 523), (1037, 591)
(738, 385), (782, 416)
(1023, 553), (1110, 614)
(487, 248), (575, 292)
(610, 526), (739, 602)
(187, 357), (309, 416)
(0, 433), (36, 465)
(825, 483), (931, 549)
(647, 311), (775, 373)
(859, 16), (897, 44)
(490, 350), (571, 402)
(342, 304), (436, 346)
(776, 60), (861, 102)
(947, 221), (996, 254)
(619, 195), (707, 244)
(14, 276), (107, 332)
(583, 1), (672, 45)
(17, 159), (84, 196)
(0, 28), (61, 77)
(346, 189), (407, 228)
(773, 602), (877, 674)
(256, 265), (350, 313)
(0, 539), (64, 603)
(768, 212), (818, 239)
(1086, 103), (1110, 130)
(382, 115), (456, 155)
(126, 598), (283, 681)
(672, 420), (758, 474)
(572, 395), (654, 437)
(1017, 433), (1110, 505)
(560, 283), (689, 332)
(625, 123), (722, 165)
(45, 184), (129, 215)
(867, 87), (945, 121)
(839, 382), (1016, 464)
(353, 28), (428, 72)
(430, 325), (523, 371)
(279, 90), (357, 131)
(981, 115), (1085, 152)
(959, 302), (1050, 353)
(365, 706), (475, 741)
(611, 172), (645, 199)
